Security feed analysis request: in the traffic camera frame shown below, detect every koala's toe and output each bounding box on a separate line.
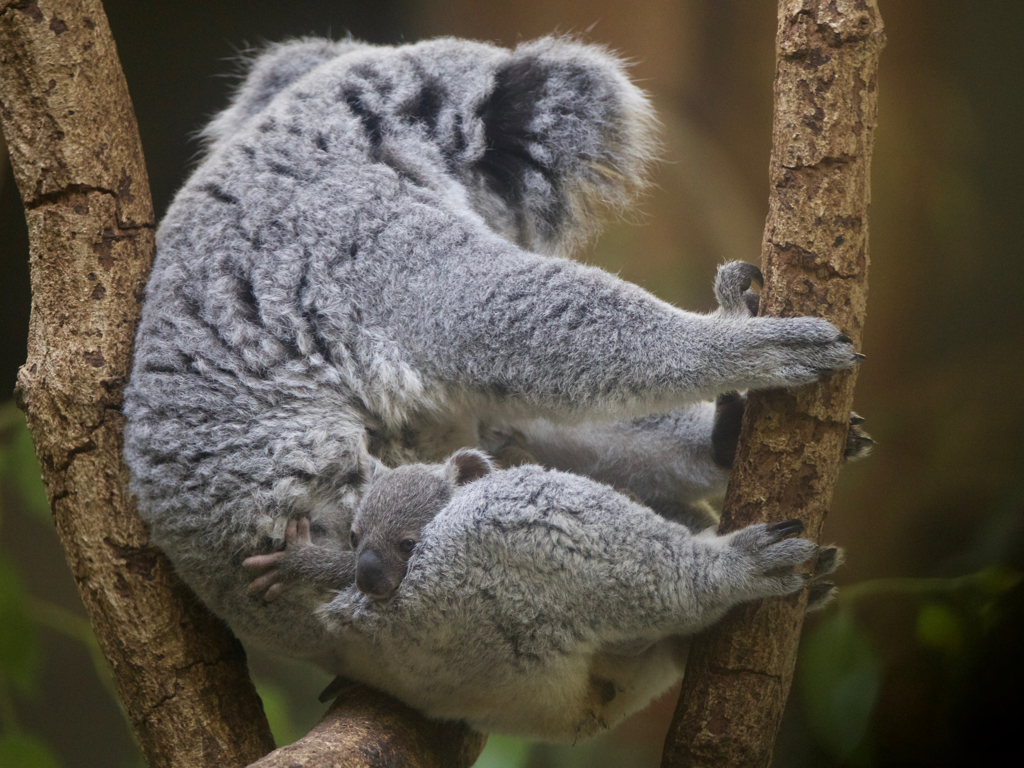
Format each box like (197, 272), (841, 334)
(845, 418), (875, 460)
(805, 582), (837, 612)
(812, 546), (845, 578)
(715, 261), (763, 315)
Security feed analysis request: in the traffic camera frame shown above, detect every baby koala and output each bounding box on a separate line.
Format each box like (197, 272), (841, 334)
(244, 450), (494, 602)
(350, 450), (495, 599)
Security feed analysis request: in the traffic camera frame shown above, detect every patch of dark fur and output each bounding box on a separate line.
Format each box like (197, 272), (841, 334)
(203, 184), (239, 205)
(343, 88), (384, 161)
(476, 57), (564, 239)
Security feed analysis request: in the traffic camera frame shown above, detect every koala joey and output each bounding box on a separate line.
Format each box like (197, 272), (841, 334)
(122, 35), (866, 740)
(245, 450), (494, 602)
(245, 447), (842, 739)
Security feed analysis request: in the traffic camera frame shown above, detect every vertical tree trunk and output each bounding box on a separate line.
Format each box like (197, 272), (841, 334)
(0, 1), (276, 765)
(661, 2), (884, 767)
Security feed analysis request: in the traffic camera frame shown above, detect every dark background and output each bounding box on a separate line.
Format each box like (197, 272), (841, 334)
(1, 2), (1021, 766)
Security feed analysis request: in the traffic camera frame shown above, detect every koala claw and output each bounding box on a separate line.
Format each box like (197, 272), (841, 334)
(845, 422), (874, 461)
(806, 582), (837, 612)
(768, 519), (805, 541)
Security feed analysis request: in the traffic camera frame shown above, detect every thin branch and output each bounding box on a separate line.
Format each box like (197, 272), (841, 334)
(661, 2), (884, 766)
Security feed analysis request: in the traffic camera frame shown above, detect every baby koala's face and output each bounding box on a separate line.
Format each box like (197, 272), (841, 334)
(350, 465), (452, 600)
(349, 448), (493, 600)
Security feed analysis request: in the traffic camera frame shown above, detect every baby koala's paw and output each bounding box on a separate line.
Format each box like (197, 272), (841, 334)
(243, 516), (312, 603)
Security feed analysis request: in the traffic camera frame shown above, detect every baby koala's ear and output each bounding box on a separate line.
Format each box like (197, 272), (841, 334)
(445, 449), (495, 486)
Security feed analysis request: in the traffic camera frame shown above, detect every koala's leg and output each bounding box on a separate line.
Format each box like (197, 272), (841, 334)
(586, 518), (824, 638)
(405, 472), (829, 643)
(486, 403), (728, 531)
(487, 396), (870, 532)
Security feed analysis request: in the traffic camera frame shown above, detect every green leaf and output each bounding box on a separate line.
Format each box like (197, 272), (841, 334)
(915, 601), (964, 656)
(0, 732), (62, 768)
(0, 552), (39, 694)
(799, 608), (883, 760)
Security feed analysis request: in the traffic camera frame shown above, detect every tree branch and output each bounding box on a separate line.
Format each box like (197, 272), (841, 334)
(0, 1), (274, 765)
(249, 684), (485, 768)
(661, 2), (884, 767)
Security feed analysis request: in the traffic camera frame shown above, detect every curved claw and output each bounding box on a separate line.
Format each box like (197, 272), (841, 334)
(768, 519), (805, 541)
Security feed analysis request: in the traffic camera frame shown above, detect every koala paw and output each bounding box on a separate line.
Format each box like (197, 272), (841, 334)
(753, 315), (862, 386)
(804, 545), (845, 611)
(715, 261), (762, 316)
(727, 519), (818, 599)
(243, 516), (312, 602)
(712, 395), (873, 468)
(845, 412), (875, 460)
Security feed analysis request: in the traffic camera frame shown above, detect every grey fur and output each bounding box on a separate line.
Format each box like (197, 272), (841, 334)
(123, 35), (860, 739)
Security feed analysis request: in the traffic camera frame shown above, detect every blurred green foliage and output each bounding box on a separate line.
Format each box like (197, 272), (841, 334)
(783, 566), (1023, 768)
(799, 608), (883, 763)
(0, 404), (65, 767)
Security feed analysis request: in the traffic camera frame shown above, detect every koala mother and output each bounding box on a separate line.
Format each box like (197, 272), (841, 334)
(123, 36), (860, 740)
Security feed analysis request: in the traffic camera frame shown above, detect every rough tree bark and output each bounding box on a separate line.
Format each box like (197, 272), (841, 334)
(250, 683), (485, 768)
(661, 2), (884, 767)
(0, 2), (486, 766)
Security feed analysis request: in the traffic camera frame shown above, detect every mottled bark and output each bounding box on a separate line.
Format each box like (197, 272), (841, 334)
(661, 2), (884, 767)
(251, 684), (486, 768)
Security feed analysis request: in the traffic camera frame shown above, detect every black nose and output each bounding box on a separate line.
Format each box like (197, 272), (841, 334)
(356, 550), (395, 599)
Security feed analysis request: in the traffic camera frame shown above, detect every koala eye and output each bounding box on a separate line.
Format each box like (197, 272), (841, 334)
(349, 530), (359, 549)
(398, 539), (416, 554)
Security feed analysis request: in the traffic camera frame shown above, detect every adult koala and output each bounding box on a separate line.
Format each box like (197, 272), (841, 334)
(123, 36), (861, 740)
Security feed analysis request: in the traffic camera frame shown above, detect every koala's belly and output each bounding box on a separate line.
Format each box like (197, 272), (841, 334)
(333, 633), (686, 741)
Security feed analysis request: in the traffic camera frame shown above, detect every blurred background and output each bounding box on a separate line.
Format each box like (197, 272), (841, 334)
(1, 1), (1021, 766)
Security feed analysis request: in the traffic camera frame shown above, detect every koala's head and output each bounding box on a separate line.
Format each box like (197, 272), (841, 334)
(350, 449), (493, 600)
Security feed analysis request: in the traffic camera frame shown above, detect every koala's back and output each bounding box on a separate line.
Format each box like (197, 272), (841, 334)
(123, 42), (492, 627)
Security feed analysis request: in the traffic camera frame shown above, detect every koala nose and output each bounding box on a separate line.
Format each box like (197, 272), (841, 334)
(356, 550), (395, 599)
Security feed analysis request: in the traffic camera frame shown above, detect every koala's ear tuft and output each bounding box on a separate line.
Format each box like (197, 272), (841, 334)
(446, 449), (494, 486)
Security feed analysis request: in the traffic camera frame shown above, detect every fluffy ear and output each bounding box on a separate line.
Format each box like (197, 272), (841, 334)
(473, 37), (658, 254)
(445, 449), (495, 486)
